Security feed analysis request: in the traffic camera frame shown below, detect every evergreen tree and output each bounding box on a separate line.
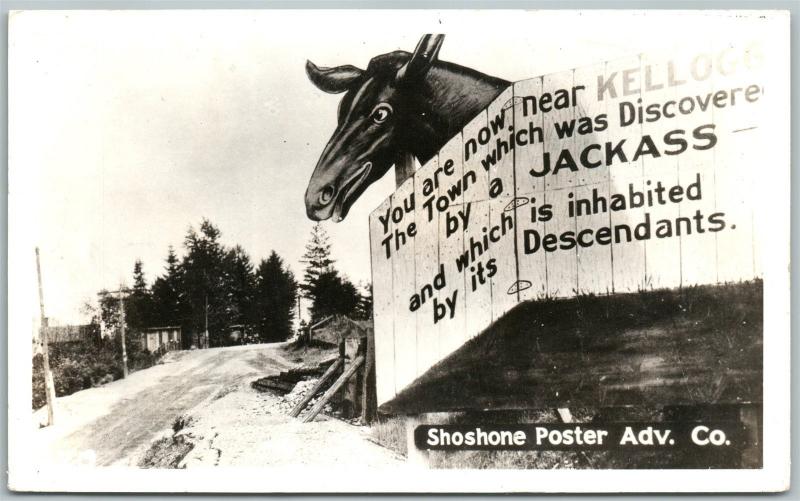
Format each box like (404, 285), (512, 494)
(254, 251), (298, 342)
(132, 260), (147, 292)
(180, 219), (229, 347)
(151, 246), (185, 329)
(309, 269), (360, 321)
(127, 260), (154, 331)
(300, 223), (334, 297)
(223, 245), (256, 328)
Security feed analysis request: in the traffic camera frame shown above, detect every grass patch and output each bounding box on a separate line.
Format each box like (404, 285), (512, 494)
(384, 280), (762, 414)
(369, 416), (408, 457)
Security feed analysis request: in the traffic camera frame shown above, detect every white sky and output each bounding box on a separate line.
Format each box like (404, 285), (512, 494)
(9, 10), (765, 325)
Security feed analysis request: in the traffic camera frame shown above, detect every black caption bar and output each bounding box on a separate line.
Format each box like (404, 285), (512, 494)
(415, 422), (747, 451)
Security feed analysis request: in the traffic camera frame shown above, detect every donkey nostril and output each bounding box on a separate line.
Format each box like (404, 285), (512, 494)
(319, 185), (335, 205)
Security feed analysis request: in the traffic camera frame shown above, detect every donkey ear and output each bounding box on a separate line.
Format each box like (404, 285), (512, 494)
(306, 60), (364, 94)
(397, 34), (445, 85)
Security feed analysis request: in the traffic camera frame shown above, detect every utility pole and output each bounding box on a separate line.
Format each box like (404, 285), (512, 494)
(35, 247), (55, 426)
(118, 283), (129, 378)
(204, 293), (209, 349)
(296, 293), (302, 325)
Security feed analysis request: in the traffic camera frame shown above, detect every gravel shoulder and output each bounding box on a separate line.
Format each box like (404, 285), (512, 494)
(32, 342), (402, 469)
(160, 382), (402, 468)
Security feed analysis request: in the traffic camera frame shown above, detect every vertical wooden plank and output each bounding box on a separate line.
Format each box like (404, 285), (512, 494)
(573, 60), (613, 295)
(412, 156), (442, 379)
(435, 132), (465, 207)
(512, 77), (548, 301)
(544, 187), (578, 298)
(486, 86), (520, 318)
(575, 183), (614, 295)
(542, 69), (577, 191)
(390, 177), (417, 393)
(436, 134), (467, 361)
(711, 40), (762, 283)
(369, 197), (395, 405)
(489, 196), (519, 319)
(515, 192), (549, 302)
(752, 198), (762, 279)
(674, 43), (717, 287)
(541, 68), (579, 297)
(713, 127), (758, 283)
(513, 77), (546, 197)
(639, 52), (681, 290)
(604, 55), (646, 292)
(463, 200), (492, 339)
(678, 165), (718, 287)
(573, 62), (609, 189)
(486, 86), (516, 198)
(462, 112), (489, 204)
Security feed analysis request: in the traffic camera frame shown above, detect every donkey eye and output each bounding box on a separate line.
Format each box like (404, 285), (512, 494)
(371, 104), (393, 124)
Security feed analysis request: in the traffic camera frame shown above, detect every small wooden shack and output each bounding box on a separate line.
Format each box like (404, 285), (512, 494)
(142, 326), (182, 353)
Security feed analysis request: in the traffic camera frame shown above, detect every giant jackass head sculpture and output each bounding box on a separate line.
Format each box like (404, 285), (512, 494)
(304, 34), (509, 222)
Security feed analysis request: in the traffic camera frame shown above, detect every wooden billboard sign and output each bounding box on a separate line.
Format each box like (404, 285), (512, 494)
(369, 42), (766, 410)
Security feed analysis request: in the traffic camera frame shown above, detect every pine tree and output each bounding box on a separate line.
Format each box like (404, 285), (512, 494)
(300, 223), (334, 297)
(223, 245), (256, 328)
(180, 219), (229, 347)
(132, 260), (147, 292)
(254, 251), (298, 342)
(309, 269), (360, 322)
(127, 260), (153, 331)
(151, 246), (184, 329)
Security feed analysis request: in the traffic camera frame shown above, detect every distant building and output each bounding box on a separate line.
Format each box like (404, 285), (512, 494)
(141, 326), (182, 353)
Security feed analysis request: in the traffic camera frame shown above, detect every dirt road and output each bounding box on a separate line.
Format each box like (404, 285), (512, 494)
(33, 343), (400, 468)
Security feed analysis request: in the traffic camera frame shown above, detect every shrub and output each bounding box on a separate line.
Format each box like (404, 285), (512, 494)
(32, 334), (167, 410)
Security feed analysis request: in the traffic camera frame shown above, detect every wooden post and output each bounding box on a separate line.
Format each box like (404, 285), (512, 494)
(361, 329), (377, 424)
(359, 150), (415, 423)
(118, 284), (128, 378)
(395, 151), (416, 187)
(289, 359), (343, 417)
(204, 294), (209, 349)
(302, 355), (365, 423)
(35, 248), (55, 426)
(296, 293), (302, 331)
